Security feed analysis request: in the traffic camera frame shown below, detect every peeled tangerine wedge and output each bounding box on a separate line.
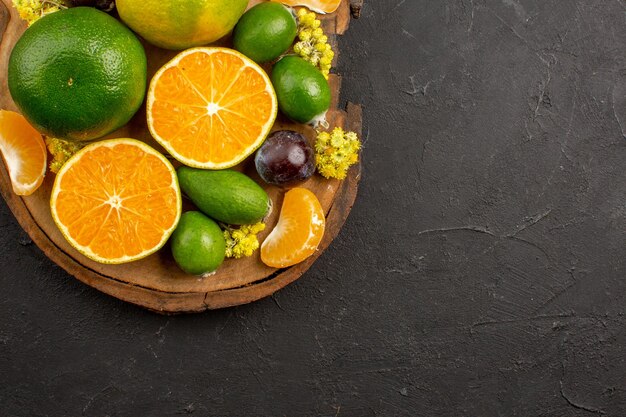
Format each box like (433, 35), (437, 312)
(272, 0), (341, 14)
(261, 188), (325, 268)
(50, 139), (182, 264)
(0, 110), (47, 196)
(147, 47), (277, 169)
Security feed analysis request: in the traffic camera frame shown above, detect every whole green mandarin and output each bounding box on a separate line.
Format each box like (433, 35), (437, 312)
(170, 212), (226, 276)
(8, 7), (147, 141)
(271, 55), (331, 124)
(233, 2), (298, 63)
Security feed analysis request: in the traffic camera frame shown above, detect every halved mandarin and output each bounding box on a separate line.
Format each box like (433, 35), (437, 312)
(50, 138), (181, 264)
(272, 0), (341, 14)
(261, 187), (325, 268)
(147, 47), (278, 169)
(0, 110), (47, 196)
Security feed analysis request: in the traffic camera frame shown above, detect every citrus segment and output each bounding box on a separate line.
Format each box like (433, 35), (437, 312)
(50, 139), (182, 264)
(272, 0), (341, 14)
(0, 110), (47, 196)
(261, 187), (325, 268)
(147, 48), (278, 169)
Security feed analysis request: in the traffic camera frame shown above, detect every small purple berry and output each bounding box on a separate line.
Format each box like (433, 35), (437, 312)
(255, 130), (316, 186)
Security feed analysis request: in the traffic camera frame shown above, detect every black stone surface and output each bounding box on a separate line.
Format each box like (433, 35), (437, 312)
(1, 1), (625, 415)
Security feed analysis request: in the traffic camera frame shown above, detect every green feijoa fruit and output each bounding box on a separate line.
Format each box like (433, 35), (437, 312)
(233, 2), (297, 63)
(170, 211), (226, 276)
(271, 55), (331, 125)
(177, 167), (271, 225)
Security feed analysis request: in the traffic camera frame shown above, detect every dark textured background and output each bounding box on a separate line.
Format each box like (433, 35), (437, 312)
(1, 0), (626, 416)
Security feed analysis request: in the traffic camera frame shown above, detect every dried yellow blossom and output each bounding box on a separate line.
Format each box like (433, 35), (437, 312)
(315, 127), (361, 180)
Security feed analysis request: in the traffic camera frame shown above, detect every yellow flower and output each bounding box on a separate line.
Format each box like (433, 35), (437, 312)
(223, 222), (266, 259)
(45, 137), (84, 173)
(295, 9), (334, 79)
(13, 0), (70, 25)
(315, 127), (361, 180)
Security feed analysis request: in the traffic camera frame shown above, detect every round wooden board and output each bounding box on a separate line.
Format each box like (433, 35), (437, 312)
(0, 0), (362, 314)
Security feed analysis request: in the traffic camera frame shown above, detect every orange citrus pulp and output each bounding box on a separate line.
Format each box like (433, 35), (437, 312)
(272, 0), (341, 14)
(0, 110), (47, 196)
(50, 138), (181, 264)
(147, 47), (277, 169)
(261, 187), (325, 268)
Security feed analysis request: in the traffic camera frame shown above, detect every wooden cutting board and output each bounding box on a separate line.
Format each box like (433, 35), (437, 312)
(0, 0), (363, 314)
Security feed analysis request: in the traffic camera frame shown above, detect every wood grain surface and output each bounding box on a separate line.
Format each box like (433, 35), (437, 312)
(0, 0), (362, 313)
